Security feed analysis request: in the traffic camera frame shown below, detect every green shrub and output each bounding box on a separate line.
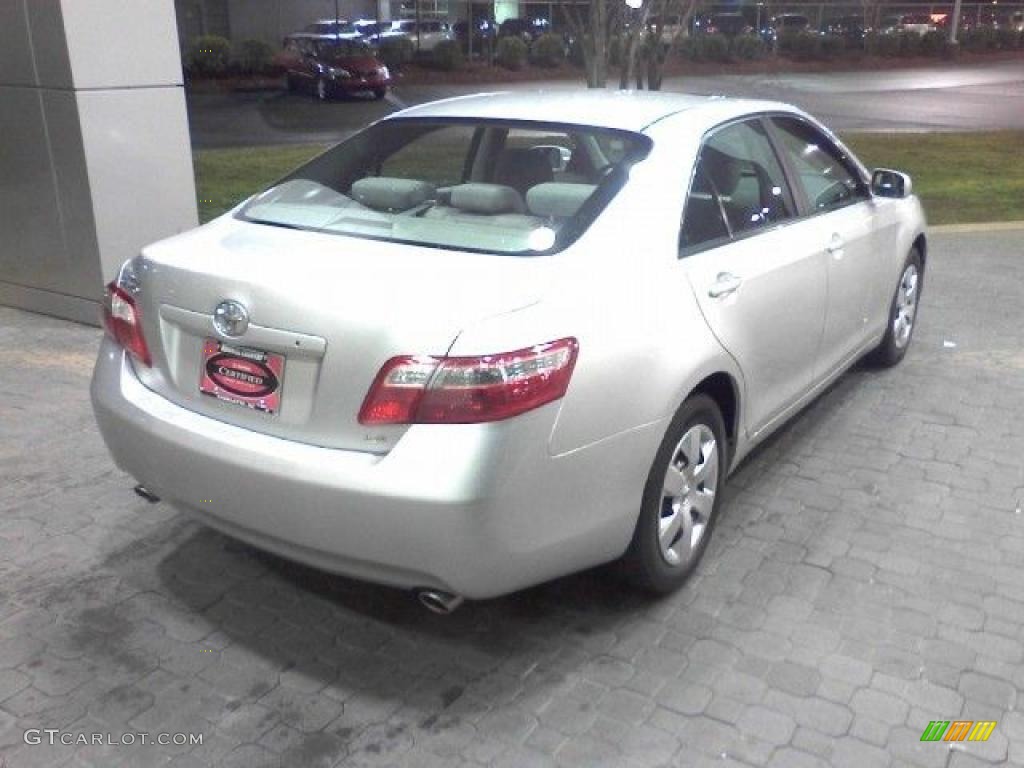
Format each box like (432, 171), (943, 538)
(961, 27), (996, 52)
(819, 34), (846, 58)
(920, 29), (948, 56)
(694, 33), (730, 62)
(430, 39), (464, 70)
(899, 30), (922, 56)
(994, 27), (1020, 49)
(232, 39), (275, 76)
(531, 33), (566, 67)
(729, 34), (764, 60)
(866, 31), (902, 56)
(496, 35), (528, 69)
(378, 36), (415, 70)
(780, 31), (822, 60)
(186, 35), (231, 77)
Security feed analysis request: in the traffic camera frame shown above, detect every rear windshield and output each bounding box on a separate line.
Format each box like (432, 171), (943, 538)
(238, 118), (652, 256)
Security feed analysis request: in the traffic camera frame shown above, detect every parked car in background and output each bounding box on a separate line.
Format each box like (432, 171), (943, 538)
(454, 15), (497, 53)
(821, 15), (869, 44)
(649, 14), (688, 45)
(302, 18), (358, 37)
(763, 13), (811, 42)
(390, 19), (454, 51)
(352, 19), (397, 45)
(879, 13), (935, 35)
(281, 35), (390, 100)
(93, 92), (927, 610)
(497, 17), (549, 42)
(707, 12), (753, 37)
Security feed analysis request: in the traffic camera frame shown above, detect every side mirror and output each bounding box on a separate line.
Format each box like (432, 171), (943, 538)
(871, 168), (913, 199)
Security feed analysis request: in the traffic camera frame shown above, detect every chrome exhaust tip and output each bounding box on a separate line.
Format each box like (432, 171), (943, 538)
(133, 485), (160, 503)
(415, 589), (464, 615)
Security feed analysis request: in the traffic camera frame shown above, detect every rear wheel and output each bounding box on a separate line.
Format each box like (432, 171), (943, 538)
(869, 247), (923, 367)
(621, 394), (727, 593)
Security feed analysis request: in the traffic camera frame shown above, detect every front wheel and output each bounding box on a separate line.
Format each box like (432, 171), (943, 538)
(314, 77), (328, 101)
(621, 394), (727, 594)
(373, 87), (387, 100)
(869, 247), (923, 367)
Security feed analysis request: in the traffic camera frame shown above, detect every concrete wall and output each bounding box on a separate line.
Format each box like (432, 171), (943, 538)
(0, 0), (198, 325)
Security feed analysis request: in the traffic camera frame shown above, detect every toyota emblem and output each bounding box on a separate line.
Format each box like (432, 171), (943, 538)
(213, 300), (249, 337)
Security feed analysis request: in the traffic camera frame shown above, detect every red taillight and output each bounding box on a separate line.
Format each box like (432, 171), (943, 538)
(358, 338), (578, 425)
(101, 282), (152, 367)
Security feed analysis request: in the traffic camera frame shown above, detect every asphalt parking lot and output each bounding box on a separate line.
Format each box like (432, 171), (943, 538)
(1, 227), (1023, 767)
(188, 60), (1024, 148)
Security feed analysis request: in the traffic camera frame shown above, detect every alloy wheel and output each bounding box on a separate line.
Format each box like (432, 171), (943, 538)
(658, 424), (718, 567)
(893, 263), (919, 349)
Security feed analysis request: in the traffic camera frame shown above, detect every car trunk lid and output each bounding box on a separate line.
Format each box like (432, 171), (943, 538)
(129, 218), (546, 452)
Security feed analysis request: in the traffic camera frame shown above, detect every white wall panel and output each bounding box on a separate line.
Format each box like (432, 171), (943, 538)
(0, 0), (197, 324)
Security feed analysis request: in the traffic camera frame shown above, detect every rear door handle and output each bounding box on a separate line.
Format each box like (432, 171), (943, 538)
(708, 272), (742, 299)
(826, 233), (845, 257)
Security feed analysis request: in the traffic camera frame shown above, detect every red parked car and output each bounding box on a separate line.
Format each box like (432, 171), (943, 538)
(281, 35), (391, 101)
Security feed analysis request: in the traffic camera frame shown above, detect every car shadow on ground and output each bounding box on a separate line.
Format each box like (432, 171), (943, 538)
(66, 354), (884, 763)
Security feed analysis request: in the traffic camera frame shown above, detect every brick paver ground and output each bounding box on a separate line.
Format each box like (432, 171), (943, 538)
(1, 228), (1022, 767)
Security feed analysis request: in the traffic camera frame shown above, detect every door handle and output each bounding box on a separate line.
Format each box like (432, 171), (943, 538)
(826, 234), (845, 257)
(708, 272), (742, 299)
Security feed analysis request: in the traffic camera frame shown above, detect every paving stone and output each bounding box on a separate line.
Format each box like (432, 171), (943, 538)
(736, 705), (796, 746)
(2, 232), (1024, 766)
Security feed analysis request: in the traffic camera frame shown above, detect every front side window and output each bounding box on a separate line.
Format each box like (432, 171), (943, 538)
(239, 119), (650, 256)
(770, 116), (868, 213)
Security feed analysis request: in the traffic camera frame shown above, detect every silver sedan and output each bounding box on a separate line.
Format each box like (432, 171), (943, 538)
(91, 91), (926, 611)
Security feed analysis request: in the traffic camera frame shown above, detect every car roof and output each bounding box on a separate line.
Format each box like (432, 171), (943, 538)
(390, 91), (796, 133)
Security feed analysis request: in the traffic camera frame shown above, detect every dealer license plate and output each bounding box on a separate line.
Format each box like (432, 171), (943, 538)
(199, 339), (284, 415)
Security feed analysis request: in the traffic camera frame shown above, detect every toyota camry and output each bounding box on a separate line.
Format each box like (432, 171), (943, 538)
(91, 92), (926, 612)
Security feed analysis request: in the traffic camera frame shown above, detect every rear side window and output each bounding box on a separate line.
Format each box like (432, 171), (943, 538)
(679, 165), (730, 252)
(770, 116), (868, 213)
(700, 119), (793, 237)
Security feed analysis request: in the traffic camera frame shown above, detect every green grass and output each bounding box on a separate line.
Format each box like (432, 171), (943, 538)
(194, 143), (327, 223)
(193, 132), (1024, 225)
(843, 131), (1024, 225)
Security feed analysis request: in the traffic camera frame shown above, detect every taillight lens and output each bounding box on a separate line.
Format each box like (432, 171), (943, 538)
(359, 338), (578, 425)
(101, 282), (152, 367)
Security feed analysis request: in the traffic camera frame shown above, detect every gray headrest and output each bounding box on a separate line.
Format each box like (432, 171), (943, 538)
(351, 176), (436, 212)
(449, 183), (526, 215)
(494, 148), (555, 195)
(526, 183), (596, 218)
(701, 146), (741, 196)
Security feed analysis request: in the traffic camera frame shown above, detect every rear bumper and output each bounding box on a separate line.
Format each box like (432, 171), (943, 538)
(91, 340), (658, 598)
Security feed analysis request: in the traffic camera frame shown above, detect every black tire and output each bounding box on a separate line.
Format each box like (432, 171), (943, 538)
(869, 247), (923, 368)
(285, 73), (297, 92)
(621, 394), (728, 594)
(373, 87), (387, 100)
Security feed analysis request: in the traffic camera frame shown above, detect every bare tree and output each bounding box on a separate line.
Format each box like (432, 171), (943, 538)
(619, 3), (653, 89)
(629, 0), (698, 91)
(557, 0), (622, 88)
